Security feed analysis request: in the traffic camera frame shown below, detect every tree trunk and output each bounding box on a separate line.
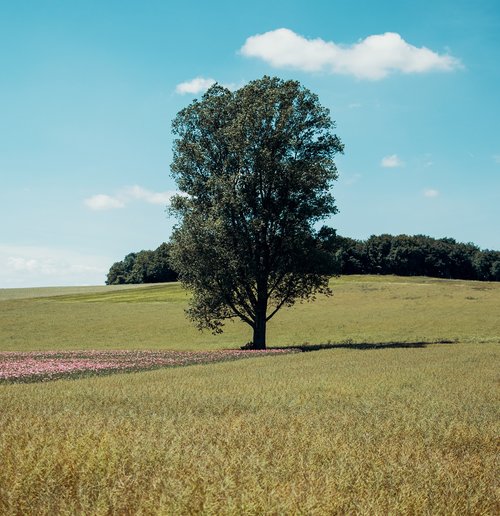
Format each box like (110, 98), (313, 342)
(252, 270), (268, 349)
(252, 311), (267, 349)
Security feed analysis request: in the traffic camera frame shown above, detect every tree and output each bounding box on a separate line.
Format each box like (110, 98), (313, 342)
(106, 244), (178, 285)
(168, 76), (343, 349)
(106, 252), (138, 285)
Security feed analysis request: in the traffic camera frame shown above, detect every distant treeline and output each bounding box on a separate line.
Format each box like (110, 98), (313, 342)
(106, 243), (178, 285)
(106, 234), (500, 285)
(335, 234), (500, 281)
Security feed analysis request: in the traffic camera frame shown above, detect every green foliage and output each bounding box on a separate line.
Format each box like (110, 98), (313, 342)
(335, 233), (500, 281)
(169, 76), (343, 348)
(106, 243), (178, 285)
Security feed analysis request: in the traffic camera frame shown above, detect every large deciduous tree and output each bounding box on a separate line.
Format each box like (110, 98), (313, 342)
(169, 76), (343, 349)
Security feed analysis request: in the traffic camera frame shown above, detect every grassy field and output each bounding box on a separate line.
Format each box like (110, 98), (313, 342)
(0, 275), (499, 514)
(1, 343), (498, 514)
(1, 275), (499, 351)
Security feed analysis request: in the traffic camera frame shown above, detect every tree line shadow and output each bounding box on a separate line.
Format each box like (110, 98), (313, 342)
(272, 339), (458, 352)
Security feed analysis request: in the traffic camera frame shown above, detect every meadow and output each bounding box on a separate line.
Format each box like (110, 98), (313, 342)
(1, 275), (499, 351)
(0, 275), (499, 514)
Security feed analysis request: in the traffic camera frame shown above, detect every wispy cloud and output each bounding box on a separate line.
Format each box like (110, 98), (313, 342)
(0, 245), (109, 288)
(84, 194), (125, 211)
(120, 185), (177, 205)
(175, 77), (217, 95)
(175, 77), (243, 95)
(493, 155), (500, 164)
(84, 186), (179, 211)
(424, 188), (439, 198)
(240, 28), (462, 80)
(381, 154), (404, 168)
(341, 172), (362, 186)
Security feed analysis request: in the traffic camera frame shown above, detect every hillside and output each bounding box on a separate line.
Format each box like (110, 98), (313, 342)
(1, 275), (498, 352)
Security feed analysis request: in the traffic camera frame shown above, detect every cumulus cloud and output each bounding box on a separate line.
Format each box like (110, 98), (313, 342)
(0, 245), (110, 288)
(84, 186), (179, 211)
(381, 154), (404, 168)
(175, 77), (216, 94)
(240, 28), (462, 80)
(424, 188), (439, 198)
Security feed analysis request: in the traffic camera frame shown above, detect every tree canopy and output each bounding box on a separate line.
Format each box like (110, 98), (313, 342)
(106, 243), (178, 285)
(334, 234), (500, 281)
(168, 76), (344, 349)
(107, 234), (500, 287)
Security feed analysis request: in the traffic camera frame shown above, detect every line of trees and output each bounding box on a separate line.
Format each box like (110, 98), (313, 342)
(106, 233), (500, 286)
(106, 243), (178, 285)
(335, 234), (500, 281)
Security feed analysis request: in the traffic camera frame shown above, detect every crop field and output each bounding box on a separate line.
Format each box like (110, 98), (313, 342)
(0, 275), (499, 514)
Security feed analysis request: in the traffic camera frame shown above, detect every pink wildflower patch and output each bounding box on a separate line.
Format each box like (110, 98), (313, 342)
(0, 349), (296, 383)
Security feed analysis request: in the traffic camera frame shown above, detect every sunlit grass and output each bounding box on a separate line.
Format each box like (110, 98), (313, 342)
(0, 342), (498, 514)
(0, 283), (148, 301)
(1, 275), (499, 351)
(51, 283), (190, 303)
(1, 276), (498, 512)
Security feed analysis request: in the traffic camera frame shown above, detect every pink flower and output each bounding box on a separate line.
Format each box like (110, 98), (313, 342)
(0, 348), (297, 382)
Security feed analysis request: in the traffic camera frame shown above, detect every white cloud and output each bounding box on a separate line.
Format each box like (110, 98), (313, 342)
(84, 194), (125, 211)
(240, 28), (462, 80)
(381, 154), (404, 168)
(424, 188), (439, 198)
(175, 77), (216, 94)
(493, 155), (500, 164)
(175, 77), (244, 95)
(84, 186), (179, 211)
(121, 185), (177, 205)
(7, 257), (39, 272)
(0, 245), (110, 288)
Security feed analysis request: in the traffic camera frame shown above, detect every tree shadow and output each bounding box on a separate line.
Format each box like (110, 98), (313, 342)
(272, 339), (457, 352)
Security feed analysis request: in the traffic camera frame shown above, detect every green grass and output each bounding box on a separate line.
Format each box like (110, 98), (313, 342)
(1, 275), (499, 351)
(0, 283), (149, 301)
(0, 275), (499, 513)
(0, 342), (498, 514)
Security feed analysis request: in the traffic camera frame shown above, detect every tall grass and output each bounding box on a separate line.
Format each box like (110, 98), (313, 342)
(0, 342), (498, 514)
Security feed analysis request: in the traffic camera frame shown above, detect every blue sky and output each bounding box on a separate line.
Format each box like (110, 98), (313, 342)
(1, 0), (499, 287)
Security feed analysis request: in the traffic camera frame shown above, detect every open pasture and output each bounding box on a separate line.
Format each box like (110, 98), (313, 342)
(1, 275), (499, 351)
